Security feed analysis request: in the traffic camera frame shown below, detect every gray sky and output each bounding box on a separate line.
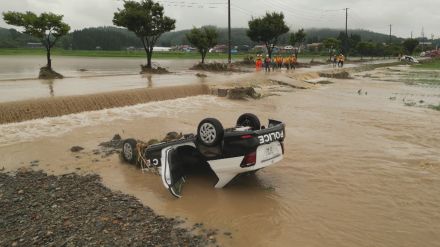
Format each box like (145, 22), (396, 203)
(0, 0), (439, 38)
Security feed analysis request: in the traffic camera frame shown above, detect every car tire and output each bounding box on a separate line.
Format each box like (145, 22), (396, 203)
(236, 113), (261, 130)
(122, 139), (138, 164)
(197, 118), (224, 147)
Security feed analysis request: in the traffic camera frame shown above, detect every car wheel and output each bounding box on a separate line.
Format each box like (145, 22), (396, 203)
(197, 118), (224, 147)
(122, 139), (138, 164)
(236, 113), (261, 130)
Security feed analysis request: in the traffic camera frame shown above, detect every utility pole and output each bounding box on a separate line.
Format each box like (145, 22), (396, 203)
(411, 31), (413, 39)
(389, 24), (392, 44)
(345, 8), (349, 56)
(228, 0), (231, 64)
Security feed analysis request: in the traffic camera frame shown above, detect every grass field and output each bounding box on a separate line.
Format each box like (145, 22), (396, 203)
(430, 104), (440, 111)
(415, 58), (440, 69)
(0, 48), (239, 59)
(0, 48), (328, 60)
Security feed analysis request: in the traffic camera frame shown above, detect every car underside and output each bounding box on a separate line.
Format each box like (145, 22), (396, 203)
(122, 113), (285, 198)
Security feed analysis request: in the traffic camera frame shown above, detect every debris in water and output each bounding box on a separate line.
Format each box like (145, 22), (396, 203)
(140, 65), (170, 74)
(98, 134), (124, 157)
(30, 160), (39, 167)
(227, 87), (261, 100)
(191, 62), (240, 72)
(39, 66), (63, 79)
(70, 146), (84, 152)
(195, 73), (207, 78)
(319, 71), (351, 79)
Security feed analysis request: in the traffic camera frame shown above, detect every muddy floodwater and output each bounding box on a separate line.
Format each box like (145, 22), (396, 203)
(0, 55), (372, 103)
(1, 61), (440, 246)
(0, 56), (246, 102)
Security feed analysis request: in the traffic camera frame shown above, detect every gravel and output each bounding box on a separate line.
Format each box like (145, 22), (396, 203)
(0, 170), (215, 247)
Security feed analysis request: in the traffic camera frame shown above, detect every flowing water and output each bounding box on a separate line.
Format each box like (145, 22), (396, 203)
(1, 63), (440, 246)
(0, 56), (250, 102)
(0, 84), (209, 124)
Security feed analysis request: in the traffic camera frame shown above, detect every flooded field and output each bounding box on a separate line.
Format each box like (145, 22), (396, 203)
(1, 62), (440, 246)
(0, 56), (248, 102)
(0, 55), (382, 102)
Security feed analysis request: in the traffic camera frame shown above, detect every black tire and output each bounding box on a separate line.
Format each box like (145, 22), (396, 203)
(236, 113), (261, 130)
(197, 118), (224, 147)
(122, 139), (138, 164)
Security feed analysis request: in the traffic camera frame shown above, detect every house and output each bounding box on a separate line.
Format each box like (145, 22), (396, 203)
(26, 42), (44, 49)
(307, 43), (323, 52)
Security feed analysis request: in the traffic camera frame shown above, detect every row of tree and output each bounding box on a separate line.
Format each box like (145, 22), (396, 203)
(1, 26), (409, 50)
(1, 0), (434, 71)
(321, 33), (422, 59)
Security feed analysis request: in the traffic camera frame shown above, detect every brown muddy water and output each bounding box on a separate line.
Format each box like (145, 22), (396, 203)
(0, 56), (387, 103)
(1, 65), (440, 246)
(0, 56), (248, 102)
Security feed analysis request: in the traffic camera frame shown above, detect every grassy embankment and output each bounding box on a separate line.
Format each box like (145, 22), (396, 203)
(414, 58), (440, 69)
(0, 48), (319, 59)
(414, 59), (440, 111)
(0, 48), (331, 60)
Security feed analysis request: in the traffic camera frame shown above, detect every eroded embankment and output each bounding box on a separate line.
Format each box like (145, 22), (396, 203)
(0, 84), (209, 124)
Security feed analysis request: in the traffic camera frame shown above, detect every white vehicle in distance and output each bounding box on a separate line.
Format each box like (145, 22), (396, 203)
(400, 55), (419, 63)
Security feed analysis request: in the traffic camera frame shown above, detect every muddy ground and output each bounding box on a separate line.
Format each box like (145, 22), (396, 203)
(1, 60), (440, 246)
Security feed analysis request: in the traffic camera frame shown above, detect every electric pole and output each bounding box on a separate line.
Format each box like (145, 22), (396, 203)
(228, 0), (231, 64)
(389, 24), (392, 44)
(345, 8), (349, 55)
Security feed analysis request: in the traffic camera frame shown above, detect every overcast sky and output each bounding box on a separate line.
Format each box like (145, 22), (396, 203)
(1, 0), (439, 38)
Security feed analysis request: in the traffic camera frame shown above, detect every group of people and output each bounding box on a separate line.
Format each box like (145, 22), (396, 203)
(332, 54), (345, 68)
(255, 54), (298, 72)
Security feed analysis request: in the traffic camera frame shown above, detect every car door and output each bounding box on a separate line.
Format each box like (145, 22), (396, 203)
(160, 142), (196, 198)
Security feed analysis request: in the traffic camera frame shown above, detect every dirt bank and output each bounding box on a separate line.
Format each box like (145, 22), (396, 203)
(0, 170), (216, 247)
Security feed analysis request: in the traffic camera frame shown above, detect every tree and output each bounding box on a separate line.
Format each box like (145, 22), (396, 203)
(247, 12), (289, 58)
(289, 28), (306, 56)
(356, 41), (376, 59)
(3, 11), (70, 69)
(402, 38), (419, 55)
(323, 38), (341, 60)
(113, 0), (176, 68)
(186, 27), (218, 64)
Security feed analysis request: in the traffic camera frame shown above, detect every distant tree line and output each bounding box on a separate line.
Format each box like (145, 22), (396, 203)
(4, 25), (436, 53)
(70, 27), (142, 50)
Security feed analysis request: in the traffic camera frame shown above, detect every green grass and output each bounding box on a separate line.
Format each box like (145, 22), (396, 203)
(414, 59), (440, 69)
(0, 48), (243, 59)
(429, 104), (440, 111)
(0, 48), (329, 60)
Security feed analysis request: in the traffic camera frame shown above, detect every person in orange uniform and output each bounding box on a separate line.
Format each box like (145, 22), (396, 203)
(339, 54), (345, 67)
(276, 55), (283, 69)
(255, 54), (262, 70)
(283, 56), (290, 70)
(290, 55), (297, 70)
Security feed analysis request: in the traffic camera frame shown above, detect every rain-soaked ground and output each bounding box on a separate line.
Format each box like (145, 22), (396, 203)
(1, 60), (440, 246)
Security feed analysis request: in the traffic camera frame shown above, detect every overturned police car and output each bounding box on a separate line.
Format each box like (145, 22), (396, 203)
(121, 113), (285, 198)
